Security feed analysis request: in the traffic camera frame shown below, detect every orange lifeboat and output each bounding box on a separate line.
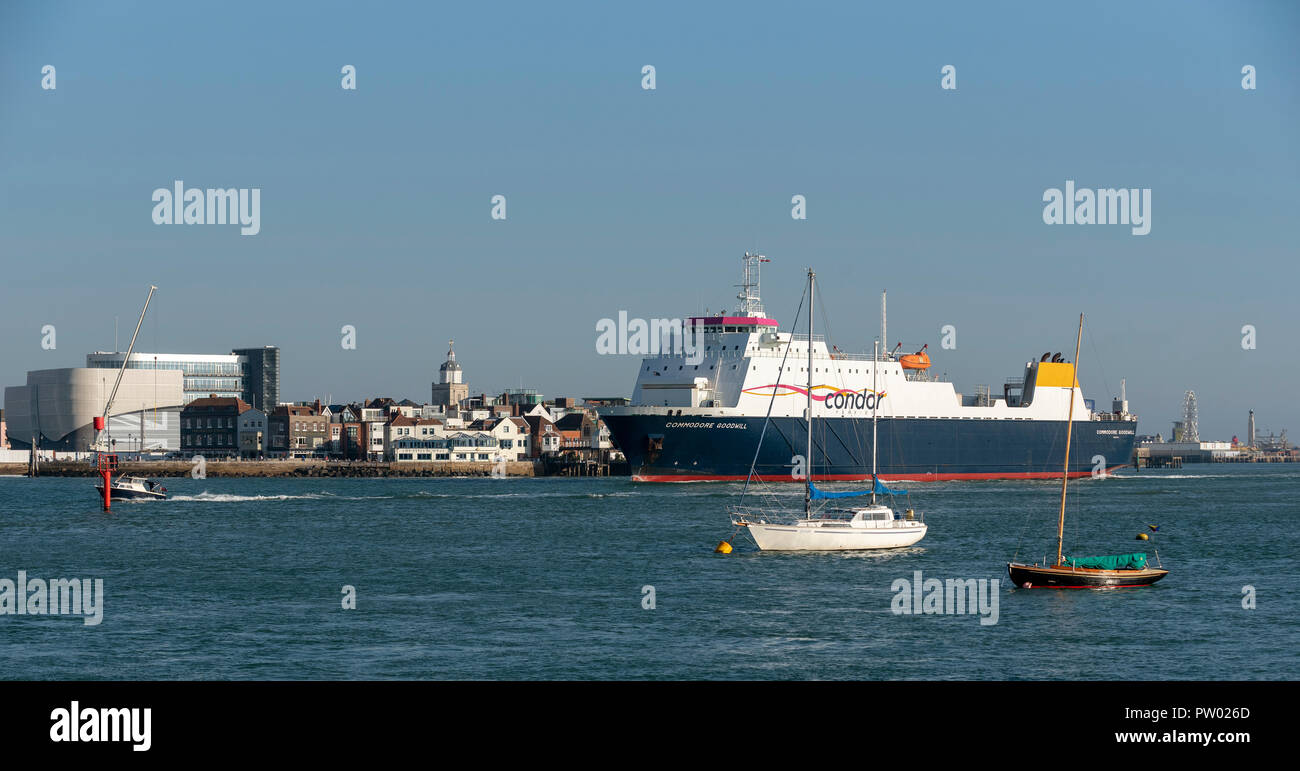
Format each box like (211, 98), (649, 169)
(900, 344), (931, 371)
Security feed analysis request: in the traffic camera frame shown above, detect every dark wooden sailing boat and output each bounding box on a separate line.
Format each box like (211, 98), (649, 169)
(1007, 314), (1169, 589)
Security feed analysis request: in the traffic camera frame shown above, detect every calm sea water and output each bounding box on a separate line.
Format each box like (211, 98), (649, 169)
(0, 465), (1295, 680)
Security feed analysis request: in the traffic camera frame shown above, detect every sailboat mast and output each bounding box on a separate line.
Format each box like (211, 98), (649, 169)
(1055, 313), (1084, 566)
(872, 339), (879, 505)
(806, 269), (814, 519)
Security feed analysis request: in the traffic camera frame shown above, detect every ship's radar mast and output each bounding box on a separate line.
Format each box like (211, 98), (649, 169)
(734, 252), (769, 317)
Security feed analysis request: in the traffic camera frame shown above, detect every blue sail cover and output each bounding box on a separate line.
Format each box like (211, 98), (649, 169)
(808, 478), (907, 499)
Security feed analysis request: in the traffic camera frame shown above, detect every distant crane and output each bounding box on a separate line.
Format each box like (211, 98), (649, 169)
(95, 285), (157, 452)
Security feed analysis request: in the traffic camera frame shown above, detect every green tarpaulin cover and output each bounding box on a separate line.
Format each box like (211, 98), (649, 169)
(1064, 553), (1148, 570)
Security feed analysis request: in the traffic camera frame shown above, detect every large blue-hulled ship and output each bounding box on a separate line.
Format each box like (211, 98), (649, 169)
(599, 254), (1138, 482)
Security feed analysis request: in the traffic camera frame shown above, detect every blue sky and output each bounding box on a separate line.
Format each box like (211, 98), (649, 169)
(2, 1), (1296, 441)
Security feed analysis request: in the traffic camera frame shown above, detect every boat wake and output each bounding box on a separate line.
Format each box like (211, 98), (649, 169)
(168, 492), (350, 502)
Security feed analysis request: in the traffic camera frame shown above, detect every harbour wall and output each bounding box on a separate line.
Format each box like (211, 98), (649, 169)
(1, 460), (542, 478)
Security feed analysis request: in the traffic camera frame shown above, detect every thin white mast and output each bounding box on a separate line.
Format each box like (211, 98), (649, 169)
(872, 339), (879, 505)
(805, 269), (815, 519)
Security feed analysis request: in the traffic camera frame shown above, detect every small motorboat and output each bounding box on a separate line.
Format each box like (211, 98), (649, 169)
(94, 475), (168, 501)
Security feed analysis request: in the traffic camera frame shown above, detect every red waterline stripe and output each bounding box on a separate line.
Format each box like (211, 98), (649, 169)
(631, 468), (1128, 483)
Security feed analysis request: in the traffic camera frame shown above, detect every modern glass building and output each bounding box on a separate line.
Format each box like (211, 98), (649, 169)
(86, 349), (278, 407)
(232, 346), (280, 412)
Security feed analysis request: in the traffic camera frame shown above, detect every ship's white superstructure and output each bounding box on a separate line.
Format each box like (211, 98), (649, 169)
(600, 254), (1139, 482)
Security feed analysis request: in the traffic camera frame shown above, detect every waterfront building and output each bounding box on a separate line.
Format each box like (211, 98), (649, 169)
(339, 421), (363, 460)
(445, 431), (499, 462)
(489, 417), (530, 459)
(390, 436), (453, 462)
(86, 351), (241, 405)
(553, 412), (598, 450)
(539, 424), (562, 454)
(181, 396), (255, 458)
(521, 414), (561, 456)
(464, 417), (530, 460)
(383, 415), (445, 459)
(325, 423), (342, 455)
(358, 405), (387, 461)
(3, 367), (184, 451)
(389, 431), (513, 463)
(268, 404), (327, 458)
(231, 346), (280, 411)
(239, 406), (267, 458)
(86, 347), (279, 409)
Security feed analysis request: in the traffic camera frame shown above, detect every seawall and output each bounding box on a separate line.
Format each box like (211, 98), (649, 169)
(0, 460), (541, 478)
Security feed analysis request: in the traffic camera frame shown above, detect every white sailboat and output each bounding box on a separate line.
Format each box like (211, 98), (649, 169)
(727, 269), (928, 551)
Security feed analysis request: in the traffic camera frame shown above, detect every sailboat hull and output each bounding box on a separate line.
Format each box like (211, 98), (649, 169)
(1007, 562), (1168, 589)
(746, 522), (927, 551)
